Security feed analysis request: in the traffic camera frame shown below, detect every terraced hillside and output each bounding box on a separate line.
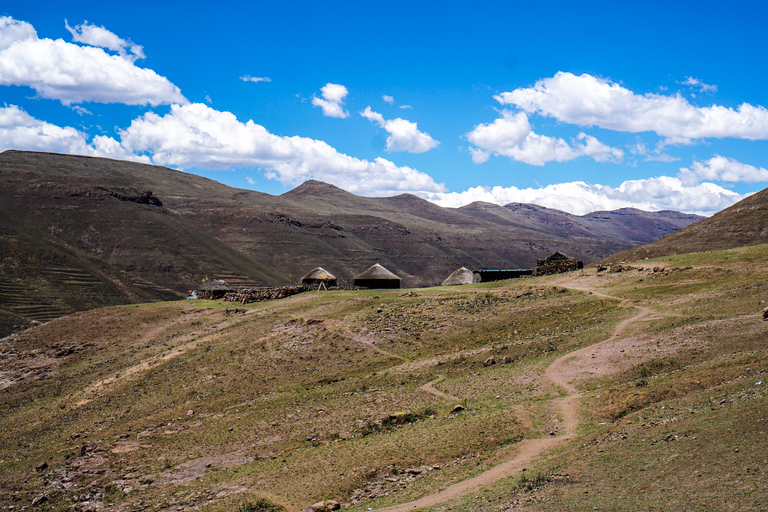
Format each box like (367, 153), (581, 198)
(1, 244), (766, 511)
(0, 210), (176, 337)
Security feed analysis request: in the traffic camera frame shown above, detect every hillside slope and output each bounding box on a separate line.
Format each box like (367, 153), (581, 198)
(0, 150), (703, 329)
(1, 245), (766, 511)
(0, 207), (184, 337)
(599, 187), (768, 263)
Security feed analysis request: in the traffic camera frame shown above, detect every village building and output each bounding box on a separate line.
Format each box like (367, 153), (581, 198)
(474, 268), (534, 282)
(442, 267), (479, 286)
(197, 279), (232, 300)
(301, 267), (337, 289)
(353, 263), (401, 289)
(536, 251), (583, 276)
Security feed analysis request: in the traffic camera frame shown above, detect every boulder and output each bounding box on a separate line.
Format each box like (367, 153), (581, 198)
(305, 500), (340, 511)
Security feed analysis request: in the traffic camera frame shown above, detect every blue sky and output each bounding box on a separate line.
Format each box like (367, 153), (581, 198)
(2, 1), (768, 215)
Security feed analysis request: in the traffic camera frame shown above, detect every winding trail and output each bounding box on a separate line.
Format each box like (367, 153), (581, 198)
(419, 375), (461, 402)
(373, 283), (654, 512)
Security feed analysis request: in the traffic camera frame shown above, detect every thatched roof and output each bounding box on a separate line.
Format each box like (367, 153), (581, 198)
(301, 267), (336, 281)
(354, 263), (400, 281)
(442, 267), (477, 286)
(199, 279), (231, 291)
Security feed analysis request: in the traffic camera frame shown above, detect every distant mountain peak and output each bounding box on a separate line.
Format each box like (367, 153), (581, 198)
(282, 180), (350, 197)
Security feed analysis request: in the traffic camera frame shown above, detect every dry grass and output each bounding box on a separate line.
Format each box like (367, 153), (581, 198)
(2, 245), (768, 511)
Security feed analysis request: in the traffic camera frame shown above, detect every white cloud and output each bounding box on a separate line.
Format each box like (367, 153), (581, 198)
(0, 104), (92, 154)
(361, 106), (439, 153)
(496, 72), (768, 143)
(0, 16), (36, 50)
(383, 95), (395, 104)
(241, 75), (271, 83)
(0, 104), (146, 162)
(118, 102), (445, 196)
(678, 76), (717, 94)
(628, 140), (678, 162)
(467, 110), (623, 165)
(400, 104), (412, 109)
(0, 16), (185, 106)
(679, 155), (768, 186)
(312, 83), (350, 118)
(360, 106), (385, 126)
(422, 175), (744, 216)
(71, 105), (92, 116)
(65, 20), (145, 60)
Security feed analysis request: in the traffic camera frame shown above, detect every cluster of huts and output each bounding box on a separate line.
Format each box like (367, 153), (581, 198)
(192, 252), (583, 299)
(302, 263), (401, 289)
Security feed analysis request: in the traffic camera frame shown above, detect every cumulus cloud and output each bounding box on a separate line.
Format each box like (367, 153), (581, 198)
(422, 175), (744, 216)
(678, 155), (768, 186)
(312, 83), (350, 118)
(361, 106), (439, 153)
(0, 16), (36, 50)
(240, 75), (271, 83)
(0, 16), (185, 106)
(0, 104), (146, 162)
(495, 72), (768, 143)
(467, 110), (623, 165)
(118, 102), (445, 196)
(382, 95), (395, 104)
(65, 20), (145, 60)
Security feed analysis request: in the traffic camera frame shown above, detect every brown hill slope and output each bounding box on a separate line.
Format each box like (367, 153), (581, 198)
(0, 208), (178, 337)
(598, 187), (768, 263)
(0, 150), (702, 310)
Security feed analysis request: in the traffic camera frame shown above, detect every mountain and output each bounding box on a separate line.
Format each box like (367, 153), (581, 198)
(598, 187), (768, 263)
(0, 150), (704, 332)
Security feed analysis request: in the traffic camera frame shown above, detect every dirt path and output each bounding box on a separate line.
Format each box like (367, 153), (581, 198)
(373, 280), (655, 512)
(419, 375), (461, 402)
(73, 312), (249, 407)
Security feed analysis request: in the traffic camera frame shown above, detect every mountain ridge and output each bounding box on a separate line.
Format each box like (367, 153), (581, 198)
(0, 149), (712, 334)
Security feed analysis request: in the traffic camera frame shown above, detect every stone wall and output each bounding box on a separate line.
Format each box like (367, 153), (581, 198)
(222, 285), (310, 304)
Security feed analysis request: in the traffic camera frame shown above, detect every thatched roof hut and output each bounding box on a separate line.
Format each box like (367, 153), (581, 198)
(301, 267), (337, 288)
(353, 263), (401, 289)
(197, 279), (232, 299)
(442, 267), (479, 286)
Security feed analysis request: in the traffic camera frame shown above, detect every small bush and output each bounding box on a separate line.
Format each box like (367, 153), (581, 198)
(237, 497), (285, 512)
(519, 471), (550, 492)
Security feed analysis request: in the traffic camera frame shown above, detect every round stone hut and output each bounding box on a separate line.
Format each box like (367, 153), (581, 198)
(301, 267), (337, 288)
(353, 263), (401, 289)
(442, 267), (479, 286)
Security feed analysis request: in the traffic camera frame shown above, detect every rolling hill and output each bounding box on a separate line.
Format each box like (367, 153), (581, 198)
(0, 150), (705, 334)
(598, 186), (768, 263)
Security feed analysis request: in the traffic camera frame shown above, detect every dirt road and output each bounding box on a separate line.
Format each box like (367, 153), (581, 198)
(374, 278), (656, 512)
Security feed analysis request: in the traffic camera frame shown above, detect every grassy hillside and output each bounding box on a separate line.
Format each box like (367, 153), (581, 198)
(1, 245), (766, 511)
(0, 208), (179, 337)
(599, 186), (768, 264)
